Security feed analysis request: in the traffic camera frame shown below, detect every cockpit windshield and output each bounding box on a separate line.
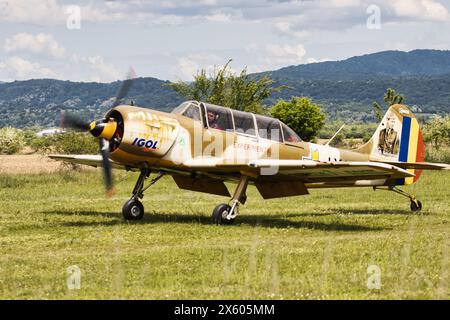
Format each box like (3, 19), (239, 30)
(171, 101), (194, 114)
(172, 100), (302, 143)
(204, 103), (234, 131)
(281, 123), (302, 143)
(172, 101), (202, 122)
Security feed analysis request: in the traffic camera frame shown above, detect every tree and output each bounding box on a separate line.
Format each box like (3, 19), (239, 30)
(30, 132), (98, 154)
(372, 88), (404, 121)
(270, 97), (326, 141)
(423, 115), (450, 150)
(0, 127), (25, 154)
(168, 59), (286, 113)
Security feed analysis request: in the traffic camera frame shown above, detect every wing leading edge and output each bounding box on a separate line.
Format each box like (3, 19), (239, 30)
(48, 154), (136, 171)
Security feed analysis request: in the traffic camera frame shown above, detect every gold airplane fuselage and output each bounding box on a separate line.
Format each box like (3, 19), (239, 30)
(106, 104), (369, 182)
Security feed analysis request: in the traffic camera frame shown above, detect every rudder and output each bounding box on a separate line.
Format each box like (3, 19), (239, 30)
(355, 104), (425, 185)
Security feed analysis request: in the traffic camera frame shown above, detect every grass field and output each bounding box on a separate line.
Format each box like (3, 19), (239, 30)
(0, 164), (449, 299)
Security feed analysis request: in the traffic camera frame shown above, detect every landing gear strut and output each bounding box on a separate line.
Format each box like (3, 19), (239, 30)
(374, 186), (422, 212)
(122, 168), (164, 220)
(212, 175), (249, 225)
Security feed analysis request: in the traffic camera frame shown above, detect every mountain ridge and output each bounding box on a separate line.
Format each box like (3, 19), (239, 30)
(1, 49), (450, 127)
(258, 49), (450, 80)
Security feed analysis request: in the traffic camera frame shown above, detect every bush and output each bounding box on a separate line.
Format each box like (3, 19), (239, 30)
(318, 122), (377, 144)
(54, 132), (99, 154)
(271, 97), (326, 141)
(422, 116), (450, 150)
(22, 127), (40, 146)
(30, 135), (56, 153)
(329, 133), (345, 147)
(30, 132), (98, 154)
(425, 145), (450, 163)
(0, 127), (25, 154)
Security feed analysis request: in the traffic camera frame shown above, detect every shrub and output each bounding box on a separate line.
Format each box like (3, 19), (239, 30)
(422, 116), (450, 150)
(30, 132), (98, 154)
(21, 127), (40, 146)
(271, 97), (326, 141)
(53, 132), (99, 154)
(425, 145), (450, 163)
(0, 127), (25, 154)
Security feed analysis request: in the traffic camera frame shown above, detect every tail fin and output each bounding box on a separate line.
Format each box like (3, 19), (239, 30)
(356, 104), (425, 185)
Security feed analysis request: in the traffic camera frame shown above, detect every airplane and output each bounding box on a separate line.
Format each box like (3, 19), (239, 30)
(51, 83), (450, 224)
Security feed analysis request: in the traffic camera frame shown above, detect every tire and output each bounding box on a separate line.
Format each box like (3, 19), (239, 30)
(212, 203), (234, 225)
(410, 200), (422, 212)
(122, 199), (144, 220)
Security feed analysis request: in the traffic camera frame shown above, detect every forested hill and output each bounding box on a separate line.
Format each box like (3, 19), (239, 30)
(261, 49), (450, 80)
(1, 49), (450, 127)
(254, 49), (450, 121)
(0, 77), (184, 127)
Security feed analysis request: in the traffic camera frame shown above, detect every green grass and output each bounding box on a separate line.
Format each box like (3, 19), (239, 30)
(0, 169), (449, 300)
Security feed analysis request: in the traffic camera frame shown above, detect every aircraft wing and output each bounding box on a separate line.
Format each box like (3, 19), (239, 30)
(371, 160), (450, 170)
(248, 159), (415, 182)
(48, 154), (138, 171)
(183, 157), (415, 181)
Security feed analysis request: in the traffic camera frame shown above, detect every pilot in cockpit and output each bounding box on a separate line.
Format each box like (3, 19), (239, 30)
(207, 111), (222, 130)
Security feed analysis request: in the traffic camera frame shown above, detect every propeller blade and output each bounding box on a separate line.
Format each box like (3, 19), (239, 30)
(112, 68), (136, 107)
(62, 112), (90, 131)
(99, 138), (114, 196)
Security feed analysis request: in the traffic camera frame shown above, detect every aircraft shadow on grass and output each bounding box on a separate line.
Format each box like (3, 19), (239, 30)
(284, 208), (416, 218)
(42, 209), (397, 232)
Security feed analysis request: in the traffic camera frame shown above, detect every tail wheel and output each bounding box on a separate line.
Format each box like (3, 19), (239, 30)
(410, 200), (422, 212)
(123, 199), (144, 220)
(212, 204), (234, 225)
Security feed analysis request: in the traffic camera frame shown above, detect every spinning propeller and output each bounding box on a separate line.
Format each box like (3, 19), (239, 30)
(61, 68), (136, 196)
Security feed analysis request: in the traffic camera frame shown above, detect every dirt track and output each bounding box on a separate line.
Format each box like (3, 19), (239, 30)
(0, 154), (64, 174)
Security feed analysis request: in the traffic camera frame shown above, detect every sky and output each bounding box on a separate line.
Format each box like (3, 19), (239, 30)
(0, 0), (450, 82)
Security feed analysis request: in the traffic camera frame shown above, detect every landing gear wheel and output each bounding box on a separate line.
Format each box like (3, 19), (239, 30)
(410, 200), (422, 212)
(212, 204), (234, 225)
(122, 199), (144, 220)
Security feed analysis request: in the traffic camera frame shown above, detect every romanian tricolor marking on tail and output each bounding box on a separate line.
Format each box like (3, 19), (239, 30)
(396, 116), (425, 185)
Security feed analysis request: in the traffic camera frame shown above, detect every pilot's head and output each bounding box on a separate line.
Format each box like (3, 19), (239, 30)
(207, 111), (217, 123)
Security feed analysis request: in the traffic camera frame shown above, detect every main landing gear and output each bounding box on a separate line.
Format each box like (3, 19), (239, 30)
(122, 168), (164, 220)
(374, 186), (422, 212)
(212, 175), (249, 225)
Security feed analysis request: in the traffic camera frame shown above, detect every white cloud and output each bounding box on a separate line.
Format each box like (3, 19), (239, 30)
(329, 0), (362, 8)
(0, 0), (126, 26)
(1, 32), (122, 82)
(171, 53), (236, 81)
(206, 10), (236, 22)
(2, 0), (449, 30)
(270, 0), (450, 38)
(175, 56), (200, 80)
(1, 0), (449, 81)
(0, 53), (123, 82)
(85, 55), (122, 82)
(4, 33), (67, 59)
(391, 0), (450, 22)
(0, 0), (65, 25)
(246, 43), (308, 70)
(0, 56), (56, 80)
(273, 21), (308, 39)
(264, 44), (306, 61)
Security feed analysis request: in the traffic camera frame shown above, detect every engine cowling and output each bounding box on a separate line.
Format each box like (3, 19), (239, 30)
(106, 105), (180, 160)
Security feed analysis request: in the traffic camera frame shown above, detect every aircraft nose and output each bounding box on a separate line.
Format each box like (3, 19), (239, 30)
(89, 119), (118, 140)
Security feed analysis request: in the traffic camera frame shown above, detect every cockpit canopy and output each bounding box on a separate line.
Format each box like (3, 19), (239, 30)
(172, 101), (302, 143)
